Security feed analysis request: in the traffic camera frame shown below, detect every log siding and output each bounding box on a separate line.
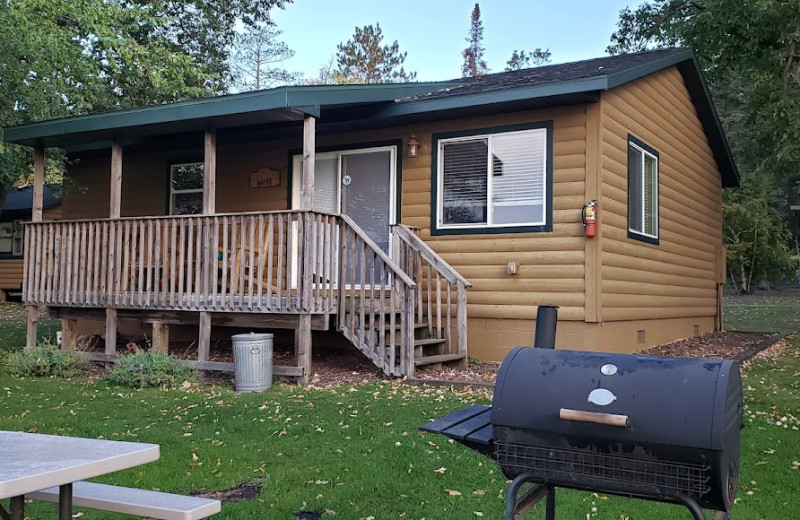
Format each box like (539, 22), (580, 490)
(599, 67), (723, 323)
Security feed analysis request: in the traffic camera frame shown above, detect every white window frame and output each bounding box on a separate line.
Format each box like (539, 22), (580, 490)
(627, 140), (659, 241)
(169, 162), (204, 215)
(436, 127), (548, 231)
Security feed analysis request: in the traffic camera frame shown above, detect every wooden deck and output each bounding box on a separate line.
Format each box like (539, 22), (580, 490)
(23, 210), (470, 378)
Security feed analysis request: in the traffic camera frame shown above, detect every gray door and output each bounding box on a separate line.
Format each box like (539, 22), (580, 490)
(341, 150), (393, 254)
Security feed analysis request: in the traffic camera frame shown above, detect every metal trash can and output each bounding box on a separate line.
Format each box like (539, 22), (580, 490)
(231, 332), (273, 392)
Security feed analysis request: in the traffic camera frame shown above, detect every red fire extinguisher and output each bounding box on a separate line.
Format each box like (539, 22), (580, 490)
(582, 200), (597, 238)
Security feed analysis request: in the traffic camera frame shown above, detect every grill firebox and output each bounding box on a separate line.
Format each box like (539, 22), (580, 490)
(421, 346), (743, 520)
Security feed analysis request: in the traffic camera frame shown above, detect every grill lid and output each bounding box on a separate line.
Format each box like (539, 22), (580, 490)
(492, 347), (740, 451)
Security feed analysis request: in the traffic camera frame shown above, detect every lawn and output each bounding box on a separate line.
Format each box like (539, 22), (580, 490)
(0, 298), (798, 519)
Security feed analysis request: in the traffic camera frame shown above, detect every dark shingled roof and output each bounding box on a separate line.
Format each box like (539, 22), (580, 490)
(403, 48), (690, 102)
(2, 47), (737, 187)
(1, 184), (61, 220)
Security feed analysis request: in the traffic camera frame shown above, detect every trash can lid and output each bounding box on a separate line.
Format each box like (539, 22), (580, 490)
(231, 332), (274, 340)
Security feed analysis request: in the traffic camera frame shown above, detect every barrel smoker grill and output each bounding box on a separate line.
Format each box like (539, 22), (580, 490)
(421, 347), (743, 520)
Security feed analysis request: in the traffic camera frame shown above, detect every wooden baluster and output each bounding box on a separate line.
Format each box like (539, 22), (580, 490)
(247, 214), (256, 310)
(266, 214), (274, 304)
(456, 282), (468, 359)
(276, 214), (285, 310)
(193, 217), (202, 309)
(435, 273), (442, 339)
(177, 218), (186, 308)
(219, 217), (228, 307)
(145, 220), (154, 308)
(256, 214), (265, 309)
(169, 219), (177, 308)
(91, 222), (100, 306)
(446, 282), (452, 352)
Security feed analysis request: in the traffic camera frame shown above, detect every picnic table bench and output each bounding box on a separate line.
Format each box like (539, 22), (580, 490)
(30, 482), (220, 520)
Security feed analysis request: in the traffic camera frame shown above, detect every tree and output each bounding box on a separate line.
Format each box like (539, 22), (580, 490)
(608, 0), (800, 289)
(0, 0), (288, 205)
(333, 23), (417, 84)
(462, 3), (489, 77)
(230, 24), (301, 91)
(724, 180), (793, 293)
(505, 48), (552, 71)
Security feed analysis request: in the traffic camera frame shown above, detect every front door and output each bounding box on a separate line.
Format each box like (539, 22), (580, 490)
(292, 146), (396, 284)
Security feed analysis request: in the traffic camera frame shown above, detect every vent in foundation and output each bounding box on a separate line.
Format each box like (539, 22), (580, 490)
(637, 330), (646, 345)
(693, 325), (700, 336)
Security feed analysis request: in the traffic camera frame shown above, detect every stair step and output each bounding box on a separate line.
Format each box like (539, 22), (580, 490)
(414, 338), (446, 347)
(414, 354), (466, 367)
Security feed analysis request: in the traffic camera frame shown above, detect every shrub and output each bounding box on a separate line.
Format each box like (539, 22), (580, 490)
(6, 339), (91, 378)
(106, 350), (195, 389)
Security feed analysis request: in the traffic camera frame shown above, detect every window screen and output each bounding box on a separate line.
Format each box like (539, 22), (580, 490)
(628, 138), (659, 241)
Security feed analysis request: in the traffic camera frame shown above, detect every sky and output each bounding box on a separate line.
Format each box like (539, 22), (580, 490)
(270, 0), (639, 82)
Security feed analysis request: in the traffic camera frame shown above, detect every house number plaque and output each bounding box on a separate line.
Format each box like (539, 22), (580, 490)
(342, 175), (352, 186)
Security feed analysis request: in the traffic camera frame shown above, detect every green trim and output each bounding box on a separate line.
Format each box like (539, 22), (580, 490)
(431, 121), (554, 236)
(287, 140), (403, 224)
(4, 82), (455, 146)
(627, 134), (660, 246)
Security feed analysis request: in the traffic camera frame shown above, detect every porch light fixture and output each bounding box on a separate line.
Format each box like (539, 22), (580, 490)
(408, 135), (420, 158)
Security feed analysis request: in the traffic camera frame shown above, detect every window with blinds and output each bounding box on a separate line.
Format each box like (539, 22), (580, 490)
(438, 127), (548, 230)
(627, 137), (659, 242)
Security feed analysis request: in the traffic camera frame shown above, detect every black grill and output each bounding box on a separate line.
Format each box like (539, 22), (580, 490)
(421, 346), (742, 520)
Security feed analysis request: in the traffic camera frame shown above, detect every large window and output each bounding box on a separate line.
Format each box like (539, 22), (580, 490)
(627, 136), (659, 243)
(434, 124), (551, 234)
(170, 162), (204, 215)
(0, 221), (23, 256)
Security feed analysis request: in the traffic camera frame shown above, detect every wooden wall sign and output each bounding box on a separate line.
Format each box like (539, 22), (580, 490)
(249, 167), (281, 188)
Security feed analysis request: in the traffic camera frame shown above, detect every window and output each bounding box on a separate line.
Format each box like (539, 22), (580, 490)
(170, 162), (204, 215)
(627, 136), (659, 243)
(434, 124), (551, 234)
(0, 220), (24, 257)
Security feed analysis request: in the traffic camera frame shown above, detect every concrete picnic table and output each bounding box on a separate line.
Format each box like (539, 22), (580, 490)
(0, 430), (159, 520)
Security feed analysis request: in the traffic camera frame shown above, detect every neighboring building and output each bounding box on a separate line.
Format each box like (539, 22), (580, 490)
(3, 48), (738, 380)
(0, 185), (61, 300)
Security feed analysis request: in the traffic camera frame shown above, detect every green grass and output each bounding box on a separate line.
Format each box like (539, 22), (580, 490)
(0, 300), (798, 519)
(0, 303), (60, 354)
(724, 288), (800, 334)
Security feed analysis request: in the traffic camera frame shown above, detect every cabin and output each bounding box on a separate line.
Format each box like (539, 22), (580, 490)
(3, 48), (738, 381)
(0, 184), (61, 301)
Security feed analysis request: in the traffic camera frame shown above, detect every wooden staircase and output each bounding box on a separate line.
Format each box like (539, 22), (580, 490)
(334, 218), (471, 378)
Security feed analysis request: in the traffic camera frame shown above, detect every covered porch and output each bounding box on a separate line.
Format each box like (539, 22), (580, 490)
(13, 89), (469, 381)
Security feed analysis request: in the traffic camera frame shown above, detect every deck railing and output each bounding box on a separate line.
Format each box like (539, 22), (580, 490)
(391, 224), (472, 363)
(23, 211), (350, 314)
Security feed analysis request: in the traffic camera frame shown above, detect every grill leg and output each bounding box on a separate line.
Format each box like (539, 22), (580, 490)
(675, 495), (705, 520)
(505, 473), (552, 520)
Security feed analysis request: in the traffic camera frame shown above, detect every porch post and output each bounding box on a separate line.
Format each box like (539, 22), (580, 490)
(198, 128), (217, 362)
(300, 115), (315, 210)
(106, 140), (122, 355)
(203, 128), (216, 214)
(25, 146), (45, 348)
(297, 115), (315, 384)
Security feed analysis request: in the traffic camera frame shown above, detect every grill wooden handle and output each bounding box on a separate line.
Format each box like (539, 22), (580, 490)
(559, 408), (630, 428)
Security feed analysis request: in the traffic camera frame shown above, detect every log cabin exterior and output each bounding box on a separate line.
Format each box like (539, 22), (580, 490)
(0, 185), (61, 301)
(3, 48), (738, 380)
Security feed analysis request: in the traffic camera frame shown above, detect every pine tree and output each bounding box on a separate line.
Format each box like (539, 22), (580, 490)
(230, 25), (301, 91)
(462, 3), (489, 77)
(505, 48), (552, 71)
(333, 23), (417, 84)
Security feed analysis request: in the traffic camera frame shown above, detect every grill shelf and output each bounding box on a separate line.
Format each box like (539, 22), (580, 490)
(495, 442), (712, 497)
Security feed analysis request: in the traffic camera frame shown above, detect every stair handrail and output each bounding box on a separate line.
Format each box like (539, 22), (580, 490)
(340, 215), (417, 288)
(391, 224), (472, 288)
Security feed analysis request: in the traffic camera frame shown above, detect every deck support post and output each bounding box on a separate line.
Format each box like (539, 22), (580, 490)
(105, 309), (117, 355)
(61, 319), (78, 351)
(25, 146), (45, 349)
(103, 140), (123, 357)
(198, 311), (211, 362)
(296, 313), (312, 384)
(152, 322), (170, 354)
